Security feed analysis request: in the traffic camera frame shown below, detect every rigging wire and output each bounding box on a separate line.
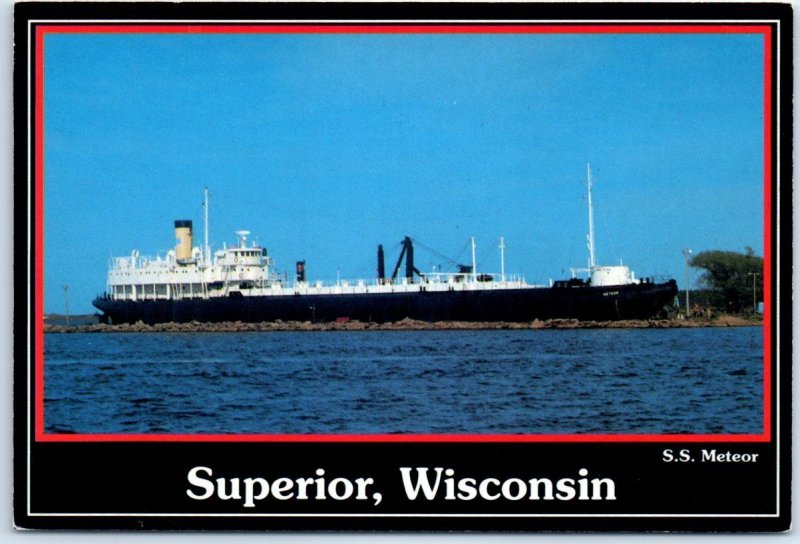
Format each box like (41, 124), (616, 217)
(344, 240), (403, 280)
(410, 236), (472, 271)
(342, 235), (507, 279)
(476, 243), (498, 269)
(408, 237), (458, 266)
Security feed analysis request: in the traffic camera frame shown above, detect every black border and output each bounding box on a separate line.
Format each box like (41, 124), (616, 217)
(14, 2), (792, 532)
(9, 1), (797, 21)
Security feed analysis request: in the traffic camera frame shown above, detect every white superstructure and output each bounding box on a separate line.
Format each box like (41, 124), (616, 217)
(106, 227), (275, 301)
(105, 191), (533, 302)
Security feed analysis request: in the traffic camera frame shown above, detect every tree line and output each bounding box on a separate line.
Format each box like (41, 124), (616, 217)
(688, 248), (763, 314)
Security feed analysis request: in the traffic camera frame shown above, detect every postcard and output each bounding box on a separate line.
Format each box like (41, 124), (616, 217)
(14, 1), (791, 532)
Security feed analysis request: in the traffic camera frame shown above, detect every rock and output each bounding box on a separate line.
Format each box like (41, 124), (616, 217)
(44, 314), (764, 333)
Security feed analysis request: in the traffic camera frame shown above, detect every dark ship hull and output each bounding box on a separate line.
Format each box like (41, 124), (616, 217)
(92, 279), (678, 325)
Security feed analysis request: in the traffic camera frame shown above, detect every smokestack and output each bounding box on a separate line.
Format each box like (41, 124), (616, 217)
(175, 220), (193, 263)
(377, 244), (385, 283)
(296, 260), (306, 283)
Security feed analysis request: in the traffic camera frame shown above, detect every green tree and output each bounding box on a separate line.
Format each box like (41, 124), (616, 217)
(689, 248), (763, 313)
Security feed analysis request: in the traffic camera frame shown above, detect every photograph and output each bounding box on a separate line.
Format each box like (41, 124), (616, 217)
(41, 23), (766, 438)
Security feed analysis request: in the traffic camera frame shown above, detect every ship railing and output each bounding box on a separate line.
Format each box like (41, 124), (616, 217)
(104, 275), (542, 301)
(287, 273), (528, 290)
(110, 254), (174, 271)
(423, 272), (528, 285)
(646, 274), (673, 284)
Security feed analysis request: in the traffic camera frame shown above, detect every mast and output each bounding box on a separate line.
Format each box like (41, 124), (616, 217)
(499, 237), (505, 282)
(203, 187), (210, 266)
(586, 163), (596, 270)
(471, 236), (477, 283)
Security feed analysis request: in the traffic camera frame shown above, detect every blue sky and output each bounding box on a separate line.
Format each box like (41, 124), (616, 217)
(43, 31), (765, 314)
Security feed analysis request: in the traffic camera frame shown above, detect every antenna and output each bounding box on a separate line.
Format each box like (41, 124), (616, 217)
(586, 163), (596, 270)
(203, 187), (210, 265)
(235, 230), (250, 248)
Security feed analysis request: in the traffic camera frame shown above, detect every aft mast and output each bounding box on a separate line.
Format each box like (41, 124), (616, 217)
(471, 236), (477, 283)
(586, 163), (596, 270)
(203, 187), (211, 266)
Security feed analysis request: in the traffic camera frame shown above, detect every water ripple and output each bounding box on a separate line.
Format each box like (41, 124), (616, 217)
(44, 328), (763, 435)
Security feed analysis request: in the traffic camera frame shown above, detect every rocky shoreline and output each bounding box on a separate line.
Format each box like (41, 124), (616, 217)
(44, 315), (763, 333)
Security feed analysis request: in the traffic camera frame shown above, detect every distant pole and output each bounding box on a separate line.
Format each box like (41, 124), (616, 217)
(63, 284), (70, 327)
(682, 248), (692, 317)
(748, 272), (760, 312)
(754, 273), (759, 311)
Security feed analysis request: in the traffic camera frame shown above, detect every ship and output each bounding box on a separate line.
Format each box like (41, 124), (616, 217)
(92, 166), (678, 325)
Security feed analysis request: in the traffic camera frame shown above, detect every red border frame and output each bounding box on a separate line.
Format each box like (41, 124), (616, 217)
(33, 23), (774, 444)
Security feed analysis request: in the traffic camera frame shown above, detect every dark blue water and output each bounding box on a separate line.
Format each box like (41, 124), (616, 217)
(44, 328), (763, 435)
